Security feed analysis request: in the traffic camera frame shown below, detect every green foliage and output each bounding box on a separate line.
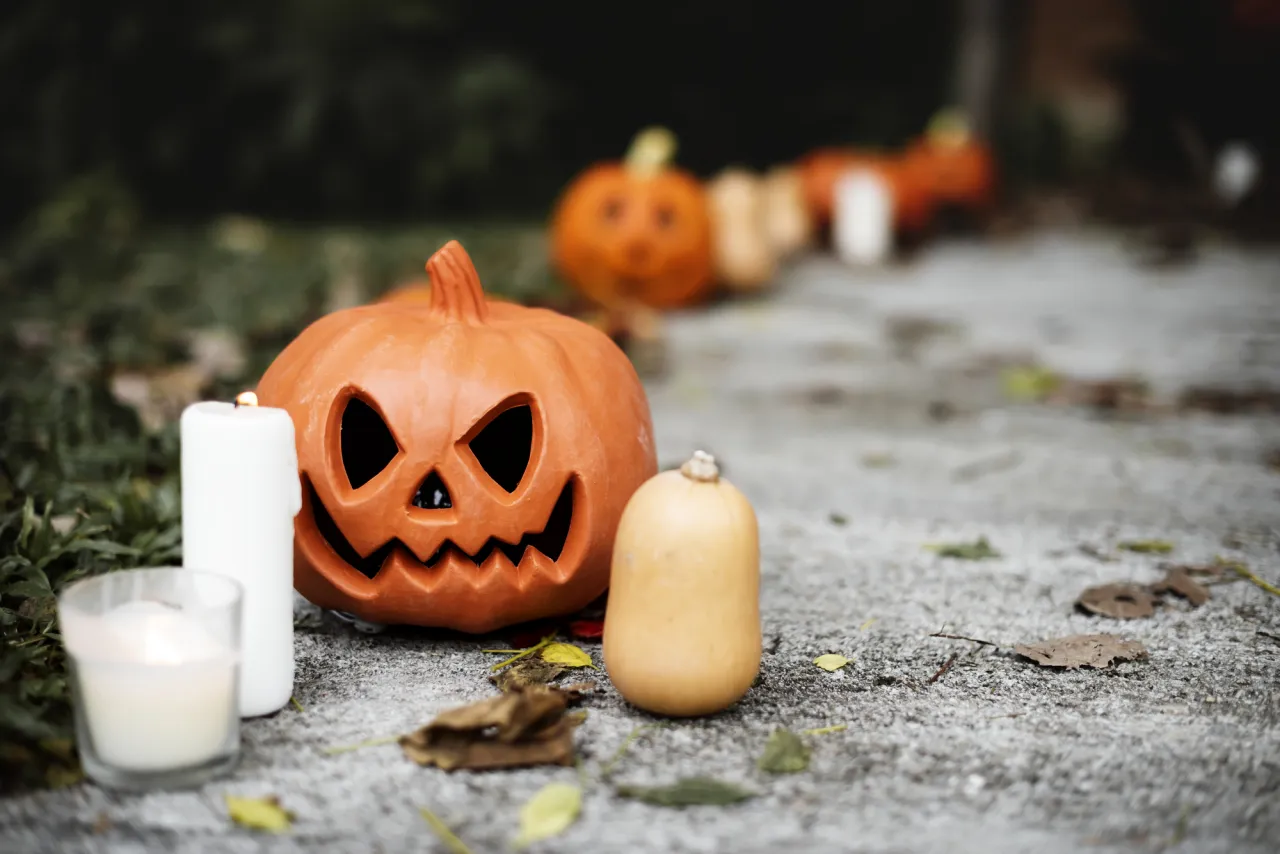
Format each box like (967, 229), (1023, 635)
(0, 212), (555, 793)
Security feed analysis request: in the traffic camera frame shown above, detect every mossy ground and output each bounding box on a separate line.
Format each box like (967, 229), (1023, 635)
(0, 216), (561, 793)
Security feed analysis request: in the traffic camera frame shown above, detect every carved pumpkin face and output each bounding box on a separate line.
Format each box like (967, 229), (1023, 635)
(550, 127), (714, 310)
(256, 241), (657, 633)
(796, 148), (934, 233)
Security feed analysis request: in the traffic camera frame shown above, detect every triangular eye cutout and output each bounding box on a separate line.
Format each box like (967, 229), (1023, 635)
(467, 403), (533, 493)
(412, 471), (452, 509)
(341, 397), (399, 489)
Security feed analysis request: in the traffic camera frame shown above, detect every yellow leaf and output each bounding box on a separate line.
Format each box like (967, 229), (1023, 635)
(514, 782), (582, 849)
(814, 654), (850, 672)
(1001, 366), (1060, 402)
(225, 795), (293, 833)
(541, 642), (595, 669)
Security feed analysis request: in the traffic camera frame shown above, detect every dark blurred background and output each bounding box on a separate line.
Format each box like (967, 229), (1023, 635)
(3, 0), (1278, 230)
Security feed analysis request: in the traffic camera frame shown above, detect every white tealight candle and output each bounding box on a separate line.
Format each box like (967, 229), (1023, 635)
(181, 393), (301, 717)
(832, 167), (895, 266)
(63, 600), (238, 772)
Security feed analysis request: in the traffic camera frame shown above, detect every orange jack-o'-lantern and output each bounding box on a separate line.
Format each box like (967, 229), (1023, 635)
(796, 148), (934, 234)
(256, 241), (658, 633)
(550, 127), (714, 310)
(901, 110), (997, 218)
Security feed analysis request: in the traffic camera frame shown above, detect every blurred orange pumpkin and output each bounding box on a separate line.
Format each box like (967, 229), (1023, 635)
(795, 148), (933, 234)
(901, 110), (996, 218)
(549, 127), (714, 310)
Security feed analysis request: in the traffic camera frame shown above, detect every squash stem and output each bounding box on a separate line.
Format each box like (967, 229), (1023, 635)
(679, 450), (720, 483)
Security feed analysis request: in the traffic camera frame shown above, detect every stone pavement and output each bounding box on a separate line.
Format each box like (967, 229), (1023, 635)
(3, 230), (1279, 853)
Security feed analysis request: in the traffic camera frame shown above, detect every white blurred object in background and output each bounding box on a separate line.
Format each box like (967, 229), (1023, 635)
(833, 168), (894, 266)
(1212, 142), (1260, 207)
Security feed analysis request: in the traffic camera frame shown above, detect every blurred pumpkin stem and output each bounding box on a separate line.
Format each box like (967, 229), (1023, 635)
(426, 240), (489, 323)
(624, 126), (677, 178)
(926, 108), (971, 148)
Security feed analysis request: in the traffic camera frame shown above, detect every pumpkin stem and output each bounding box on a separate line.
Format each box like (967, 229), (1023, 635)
(624, 126), (677, 178)
(926, 108), (971, 148)
(426, 240), (489, 323)
(679, 450), (720, 483)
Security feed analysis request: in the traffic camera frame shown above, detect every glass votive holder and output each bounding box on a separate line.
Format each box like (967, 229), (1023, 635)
(58, 567), (243, 791)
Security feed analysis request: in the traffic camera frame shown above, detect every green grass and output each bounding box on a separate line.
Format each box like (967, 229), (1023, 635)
(0, 211), (561, 794)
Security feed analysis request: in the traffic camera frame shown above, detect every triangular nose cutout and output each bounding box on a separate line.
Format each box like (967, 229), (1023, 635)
(412, 471), (452, 510)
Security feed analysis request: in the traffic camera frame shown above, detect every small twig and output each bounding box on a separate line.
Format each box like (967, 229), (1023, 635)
(927, 653), (959, 685)
(487, 634), (556, 672)
(290, 696), (304, 713)
(1256, 630), (1280, 646)
(419, 807), (475, 854)
(986, 712), (1024, 721)
(801, 724), (848, 736)
(1229, 563), (1280, 598)
(323, 735), (401, 756)
(858, 618), (877, 631)
(929, 632), (998, 648)
(599, 723), (669, 779)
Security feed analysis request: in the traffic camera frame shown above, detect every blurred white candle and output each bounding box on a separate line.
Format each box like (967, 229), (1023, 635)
(181, 392), (301, 717)
(63, 599), (238, 772)
(832, 167), (894, 266)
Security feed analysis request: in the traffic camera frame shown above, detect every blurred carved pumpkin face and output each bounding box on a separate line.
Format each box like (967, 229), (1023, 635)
(550, 129), (714, 310)
(256, 241), (657, 633)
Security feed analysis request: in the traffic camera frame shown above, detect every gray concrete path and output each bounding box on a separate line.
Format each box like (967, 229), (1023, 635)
(4, 230), (1279, 853)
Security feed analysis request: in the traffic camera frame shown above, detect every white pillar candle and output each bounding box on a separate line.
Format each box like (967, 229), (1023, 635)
(181, 394), (301, 717)
(63, 600), (238, 771)
(832, 167), (895, 266)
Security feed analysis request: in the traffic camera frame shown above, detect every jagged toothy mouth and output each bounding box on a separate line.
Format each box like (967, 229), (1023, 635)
(306, 478), (574, 580)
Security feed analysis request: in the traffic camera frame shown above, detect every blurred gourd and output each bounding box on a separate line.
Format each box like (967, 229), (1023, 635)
(759, 165), (815, 257)
(796, 148), (933, 235)
(603, 450), (761, 717)
(706, 168), (779, 293)
(549, 127), (715, 310)
(900, 109), (996, 223)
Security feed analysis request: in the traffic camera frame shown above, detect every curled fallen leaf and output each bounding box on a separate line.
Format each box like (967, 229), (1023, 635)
(1077, 583), (1157, 619)
(400, 686), (582, 772)
(541, 642), (595, 668)
(615, 777), (755, 807)
(757, 728), (810, 774)
(514, 782), (582, 849)
(1151, 569), (1210, 607)
(1015, 634), (1148, 670)
(813, 654), (850, 672)
(225, 795), (293, 833)
(490, 658), (565, 692)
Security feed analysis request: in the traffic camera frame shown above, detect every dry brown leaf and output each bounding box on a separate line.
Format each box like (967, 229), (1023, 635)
(1076, 583), (1157, 619)
(1151, 569), (1210, 607)
(399, 686), (581, 772)
(489, 658), (565, 692)
(560, 681), (597, 698)
(109, 364), (213, 433)
(1015, 634), (1148, 670)
(187, 327), (247, 379)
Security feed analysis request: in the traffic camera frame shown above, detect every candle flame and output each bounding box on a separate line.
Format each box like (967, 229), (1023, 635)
(235, 391), (259, 408)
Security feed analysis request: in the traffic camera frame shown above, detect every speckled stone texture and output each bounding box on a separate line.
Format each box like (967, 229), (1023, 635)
(3, 231), (1279, 854)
